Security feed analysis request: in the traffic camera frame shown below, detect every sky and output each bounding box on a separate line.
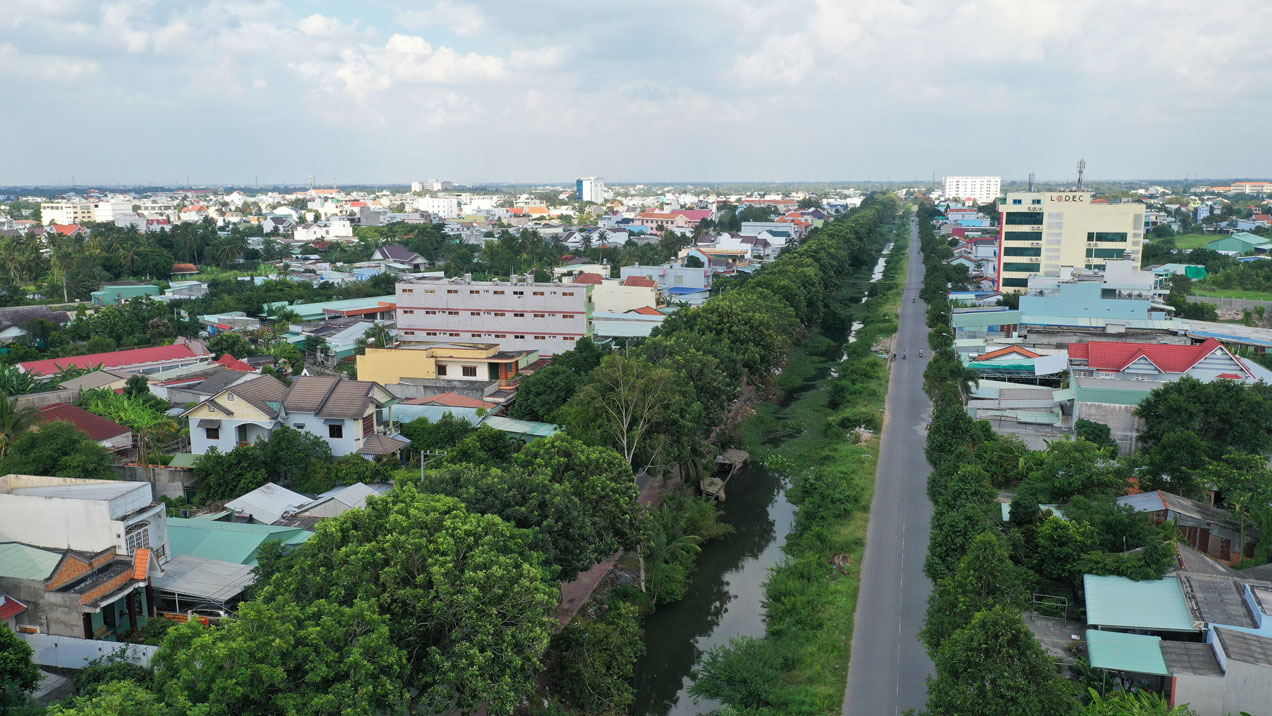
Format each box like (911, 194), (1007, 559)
(2, 0), (1271, 186)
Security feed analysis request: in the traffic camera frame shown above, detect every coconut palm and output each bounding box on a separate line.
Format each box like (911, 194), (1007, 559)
(0, 391), (39, 458)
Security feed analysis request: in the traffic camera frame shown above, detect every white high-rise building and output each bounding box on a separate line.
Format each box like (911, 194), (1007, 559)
(40, 201), (93, 225)
(942, 176), (1002, 204)
(417, 195), (460, 219)
(92, 198), (134, 223)
(577, 176), (605, 203)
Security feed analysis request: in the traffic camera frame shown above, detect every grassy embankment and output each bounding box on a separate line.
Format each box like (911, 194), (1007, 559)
(1189, 286), (1272, 302)
(1168, 233), (1213, 250)
(722, 215), (908, 711)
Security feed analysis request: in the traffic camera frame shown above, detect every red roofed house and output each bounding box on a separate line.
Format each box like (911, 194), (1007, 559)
(572, 272), (604, 286)
(1068, 337), (1255, 383)
(670, 209), (712, 224)
(37, 402), (133, 451)
(402, 392), (498, 410)
(19, 337), (212, 379)
(171, 263), (198, 278)
(635, 212), (693, 231)
(50, 224), (88, 237)
(214, 354), (255, 372)
(623, 275), (656, 288)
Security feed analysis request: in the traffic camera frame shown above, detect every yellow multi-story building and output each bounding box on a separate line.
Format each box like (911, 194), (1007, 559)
(997, 192), (1145, 292)
(355, 342), (539, 388)
(40, 201), (93, 225)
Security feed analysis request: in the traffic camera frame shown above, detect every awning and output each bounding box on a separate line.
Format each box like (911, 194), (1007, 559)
(323, 419), (344, 426)
(1086, 630), (1170, 676)
(150, 555), (255, 604)
(197, 419), (221, 428)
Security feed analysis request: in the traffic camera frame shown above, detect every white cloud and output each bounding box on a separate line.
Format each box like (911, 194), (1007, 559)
(733, 35), (813, 84)
(398, 1), (486, 37)
(298, 13), (344, 38)
(0, 43), (99, 81)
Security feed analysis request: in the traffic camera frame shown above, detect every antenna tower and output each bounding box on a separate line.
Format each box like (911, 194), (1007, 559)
(1076, 159), (1086, 190)
(308, 175), (314, 191)
(1028, 172), (1035, 192)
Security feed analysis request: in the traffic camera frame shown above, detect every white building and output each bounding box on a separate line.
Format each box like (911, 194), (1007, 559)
(943, 176), (1003, 204)
(577, 177), (606, 203)
(40, 201), (93, 225)
(395, 275), (593, 356)
(417, 195), (460, 219)
(412, 180), (453, 192)
(91, 198), (133, 223)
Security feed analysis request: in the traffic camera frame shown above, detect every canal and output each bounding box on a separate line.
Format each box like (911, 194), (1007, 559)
(630, 243), (896, 716)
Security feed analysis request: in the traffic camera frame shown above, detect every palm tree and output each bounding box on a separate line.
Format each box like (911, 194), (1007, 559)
(0, 391), (39, 458)
(639, 503), (703, 600)
(365, 323), (393, 349)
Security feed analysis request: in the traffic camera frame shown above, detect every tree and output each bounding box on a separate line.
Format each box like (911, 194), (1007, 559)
(1033, 516), (1100, 584)
(927, 464), (995, 513)
(560, 353), (686, 469)
(549, 602), (644, 715)
(399, 413), (475, 455)
(1, 420), (115, 479)
(1077, 687), (1197, 715)
(0, 390), (39, 459)
(46, 680), (167, 716)
(922, 531), (1030, 654)
(1024, 439), (1125, 503)
(0, 625), (40, 711)
(925, 502), (992, 582)
(507, 364), (579, 422)
(1138, 429), (1210, 498)
(263, 486), (557, 716)
(1205, 450), (1272, 560)
(1074, 419), (1117, 451)
(689, 634), (794, 710)
(1136, 377), (1272, 458)
(153, 597), (409, 716)
(926, 607), (1076, 716)
(207, 332), (252, 359)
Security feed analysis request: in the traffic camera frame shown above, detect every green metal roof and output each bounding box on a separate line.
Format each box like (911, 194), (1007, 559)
(0, 542), (63, 580)
(1084, 575), (1197, 632)
(167, 452), (198, 469)
(479, 415), (558, 439)
(167, 517), (313, 566)
(1073, 382), (1152, 406)
(1085, 629), (1170, 676)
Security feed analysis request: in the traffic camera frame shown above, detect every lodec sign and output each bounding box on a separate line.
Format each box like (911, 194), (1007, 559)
(1049, 194), (1087, 203)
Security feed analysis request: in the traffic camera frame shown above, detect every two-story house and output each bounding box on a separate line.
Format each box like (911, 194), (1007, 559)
(0, 475), (168, 640)
(184, 375), (407, 458)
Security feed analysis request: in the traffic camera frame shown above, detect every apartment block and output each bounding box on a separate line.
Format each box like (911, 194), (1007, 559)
(997, 192), (1145, 292)
(943, 176), (1002, 204)
(395, 275), (592, 356)
(40, 201), (93, 225)
(577, 176), (605, 203)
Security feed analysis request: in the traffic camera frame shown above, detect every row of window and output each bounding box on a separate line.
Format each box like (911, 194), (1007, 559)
(1004, 231), (1043, 242)
(1002, 262), (1041, 273)
(1087, 232), (1128, 243)
(401, 287), (576, 297)
(1002, 278), (1029, 287)
(1004, 212), (1044, 225)
(1009, 198), (1043, 205)
(402, 309), (566, 319)
(437, 365), (480, 377)
(400, 329), (577, 342)
(1086, 248), (1129, 259)
(1003, 246), (1041, 257)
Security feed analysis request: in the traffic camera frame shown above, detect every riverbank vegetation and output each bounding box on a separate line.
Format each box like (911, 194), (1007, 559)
(690, 209), (908, 712)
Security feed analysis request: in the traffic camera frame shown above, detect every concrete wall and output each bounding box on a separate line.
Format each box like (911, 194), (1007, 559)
(0, 492), (113, 552)
(592, 282), (657, 313)
(1072, 401), (1143, 455)
(1221, 659), (1272, 716)
(115, 465), (194, 500)
(1171, 674), (1226, 716)
(0, 577), (91, 638)
(15, 389), (81, 410)
(19, 633), (157, 668)
(385, 379), (496, 402)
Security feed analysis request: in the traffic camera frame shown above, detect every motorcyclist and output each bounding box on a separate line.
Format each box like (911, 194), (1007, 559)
(902, 352), (907, 359)
(919, 349), (923, 358)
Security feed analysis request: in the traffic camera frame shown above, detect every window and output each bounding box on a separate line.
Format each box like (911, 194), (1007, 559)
(493, 290), (505, 295)
(462, 366), (478, 377)
(565, 336), (576, 342)
(470, 311), (481, 316)
(403, 309), (414, 314)
(1002, 277), (1029, 287)
(236, 424), (248, 444)
(328, 424), (344, 439)
(1004, 212), (1042, 225)
(438, 365), (448, 376)
(470, 290), (480, 294)
(1003, 246), (1041, 257)
(1031, 199), (1042, 205)
(447, 289), (458, 294)
(1002, 262), (1041, 273)
(533, 291), (544, 296)
(493, 312), (505, 317)
(513, 290), (524, 296)
(533, 335), (546, 340)
(1003, 231), (1043, 242)
(425, 310), (437, 315)
(1086, 248), (1128, 258)
(562, 292), (575, 297)
(402, 288), (413, 293)
(533, 313), (545, 318)
(205, 427), (220, 440)
(125, 522), (150, 555)
(1011, 199), (1022, 205)
(448, 311), (459, 316)
(424, 289), (435, 294)
(362, 414), (375, 436)
(1087, 232), (1128, 243)
(226, 393), (235, 402)
(514, 334), (526, 339)
(513, 312), (525, 318)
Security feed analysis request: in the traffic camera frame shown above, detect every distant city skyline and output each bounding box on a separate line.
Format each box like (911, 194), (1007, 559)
(2, 1), (1270, 184)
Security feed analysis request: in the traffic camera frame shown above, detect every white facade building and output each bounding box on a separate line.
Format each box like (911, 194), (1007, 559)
(943, 176), (1003, 204)
(577, 177), (606, 203)
(417, 195), (460, 219)
(395, 275), (593, 356)
(91, 198), (133, 223)
(40, 201), (93, 225)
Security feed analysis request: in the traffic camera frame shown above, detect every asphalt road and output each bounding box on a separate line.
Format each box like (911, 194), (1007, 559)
(842, 216), (935, 715)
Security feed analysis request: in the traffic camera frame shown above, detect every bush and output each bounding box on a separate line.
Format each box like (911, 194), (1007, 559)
(549, 602), (644, 715)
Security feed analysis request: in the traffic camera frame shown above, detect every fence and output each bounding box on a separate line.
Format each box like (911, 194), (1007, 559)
(15, 388), (81, 410)
(1188, 295), (1272, 312)
(114, 464), (194, 500)
(18, 632), (158, 669)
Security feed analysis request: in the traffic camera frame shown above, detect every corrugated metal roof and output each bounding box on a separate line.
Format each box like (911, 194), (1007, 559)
(1084, 575), (1197, 632)
(480, 415), (558, 438)
(0, 542), (63, 580)
(150, 554), (255, 603)
(167, 518), (312, 566)
(952, 310), (1022, 328)
(1085, 629), (1170, 676)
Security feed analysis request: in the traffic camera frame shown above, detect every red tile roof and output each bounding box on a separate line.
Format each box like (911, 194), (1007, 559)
(132, 548), (150, 581)
(623, 275), (656, 288)
(671, 209), (711, 222)
(0, 594), (27, 621)
(629, 306), (664, 316)
(171, 263), (198, 273)
(979, 346), (1042, 360)
(1068, 337), (1240, 374)
(215, 354), (254, 372)
(38, 402), (131, 442)
(573, 272), (604, 285)
(50, 224), (85, 236)
(20, 344), (204, 377)
(402, 392), (496, 409)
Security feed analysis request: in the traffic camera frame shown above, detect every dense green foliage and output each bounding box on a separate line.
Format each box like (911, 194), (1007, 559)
(0, 626), (40, 712)
(549, 602), (645, 715)
(0, 420), (116, 479)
